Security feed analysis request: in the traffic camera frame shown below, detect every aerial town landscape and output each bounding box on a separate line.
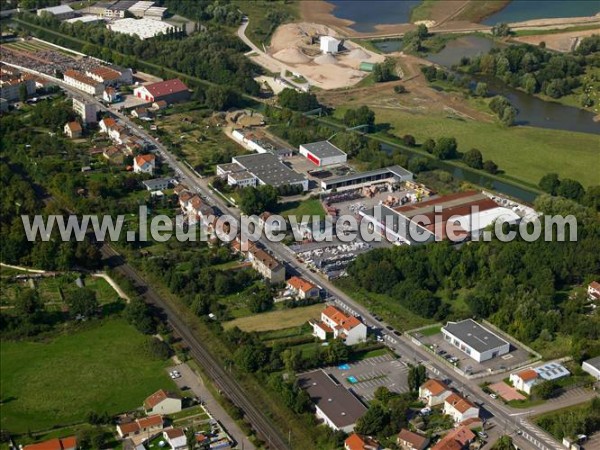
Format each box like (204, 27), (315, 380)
(0, 1), (599, 450)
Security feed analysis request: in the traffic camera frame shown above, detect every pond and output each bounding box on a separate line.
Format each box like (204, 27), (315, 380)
(425, 36), (599, 135)
(328, 0), (421, 32)
(372, 39), (404, 53)
(482, 0), (600, 25)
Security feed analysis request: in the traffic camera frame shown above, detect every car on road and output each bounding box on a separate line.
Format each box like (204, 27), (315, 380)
(489, 393), (498, 399)
(386, 325), (393, 331)
(393, 330), (401, 336)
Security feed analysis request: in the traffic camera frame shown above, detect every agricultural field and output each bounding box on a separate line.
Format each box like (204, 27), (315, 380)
(2, 39), (79, 57)
(0, 318), (175, 433)
(223, 303), (324, 332)
(371, 107), (600, 188)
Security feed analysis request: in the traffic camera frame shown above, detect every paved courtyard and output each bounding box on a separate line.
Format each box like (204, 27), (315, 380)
(489, 381), (526, 401)
(324, 353), (409, 401)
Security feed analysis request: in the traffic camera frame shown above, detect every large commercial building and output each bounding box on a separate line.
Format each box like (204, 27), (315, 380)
(37, 5), (76, 20)
(217, 153), (308, 191)
(582, 356), (600, 380)
(359, 191), (521, 246)
(321, 165), (413, 192)
(108, 17), (173, 39)
(300, 141), (347, 167)
(63, 70), (104, 96)
(442, 319), (510, 363)
(298, 370), (367, 433)
(133, 79), (190, 104)
(231, 128), (292, 158)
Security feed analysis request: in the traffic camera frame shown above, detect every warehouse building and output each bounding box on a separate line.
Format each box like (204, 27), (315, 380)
(298, 370), (367, 433)
(359, 191), (521, 246)
(133, 79), (190, 104)
(582, 356), (600, 380)
(37, 5), (75, 20)
(217, 153), (308, 191)
(108, 17), (173, 39)
(321, 165), (413, 192)
(442, 319), (510, 362)
(299, 141), (347, 167)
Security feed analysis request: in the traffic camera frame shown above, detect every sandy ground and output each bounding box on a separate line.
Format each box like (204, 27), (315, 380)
(513, 28), (600, 52)
(266, 22), (385, 90)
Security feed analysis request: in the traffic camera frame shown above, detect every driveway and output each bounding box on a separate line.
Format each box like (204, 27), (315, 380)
(168, 363), (255, 450)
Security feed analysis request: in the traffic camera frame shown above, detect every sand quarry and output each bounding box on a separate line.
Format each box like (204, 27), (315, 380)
(266, 22), (385, 90)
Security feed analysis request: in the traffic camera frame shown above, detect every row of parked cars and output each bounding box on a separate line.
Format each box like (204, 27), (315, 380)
(436, 348), (459, 364)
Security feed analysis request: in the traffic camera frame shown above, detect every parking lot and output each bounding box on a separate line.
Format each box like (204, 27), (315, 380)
(416, 329), (533, 376)
(324, 353), (409, 401)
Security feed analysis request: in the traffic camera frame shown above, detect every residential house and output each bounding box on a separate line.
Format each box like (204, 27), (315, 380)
(134, 154), (156, 174)
(143, 178), (170, 192)
(397, 429), (429, 450)
(64, 121), (82, 139)
(173, 183), (189, 196)
(510, 369), (540, 395)
(23, 436), (77, 450)
(144, 389), (182, 415)
(116, 415), (163, 439)
(588, 281), (600, 301)
(162, 428), (187, 450)
(443, 393), (479, 423)
(344, 433), (380, 450)
(419, 379), (452, 407)
(287, 276), (319, 299)
(432, 426), (475, 450)
(103, 145), (125, 164)
(248, 245), (285, 283)
(100, 117), (118, 134)
(311, 305), (367, 345)
(178, 191), (193, 210)
(132, 107), (149, 119)
(510, 362), (570, 395)
(103, 87), (120, 103)
(258, 211), (284, 235)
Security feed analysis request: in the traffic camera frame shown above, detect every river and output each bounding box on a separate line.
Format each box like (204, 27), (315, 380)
(425, 35), (599, 135)
(482, 0), (600, 25)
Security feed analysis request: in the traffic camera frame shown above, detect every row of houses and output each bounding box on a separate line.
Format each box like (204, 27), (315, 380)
(63, 66), (132, 96)
(419, 379), (480, 424)
(98, 117), (155, 171)
(346, 426), (476, 450)
(311, 304), (367, 345)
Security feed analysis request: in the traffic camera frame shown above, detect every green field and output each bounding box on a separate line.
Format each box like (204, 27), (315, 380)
(1, 318), (174, 433)
(223, 303), (324, 332)
(275, 198), (325, 218)
(371, 107), (600, 188)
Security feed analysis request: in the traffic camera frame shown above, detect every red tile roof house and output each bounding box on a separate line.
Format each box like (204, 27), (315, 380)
(344, 433), (380, 450)
(443, 393), (480, 423)
(588, 281), (600, 301)
(163, 428), (187, 450)
(311, 305), (367, 345)
(116, 415), (164, 439)
(431, 426), (475, 450)
(419, 379), (452, 406)
(509, 368), (540, 395)
(23, 436), (77, 450)
(286, 276), (320, 299)
(133, 79), (190, 105)
(397, 428), (429, 450)
(144, 389), (182, 415)
(63, 121), (82, 139)
(133, 154), (156, 174)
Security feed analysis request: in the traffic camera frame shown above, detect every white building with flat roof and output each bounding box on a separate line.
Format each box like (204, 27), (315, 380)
(442, 319), (510, 362)
(108, 18), (173, 40)
(582, 356), (600, 380)
(320, 36), (341, 54)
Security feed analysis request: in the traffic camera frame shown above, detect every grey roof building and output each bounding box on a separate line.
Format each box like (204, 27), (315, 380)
(232, 153), (308, 190)
(142, 178), (170, 191)
(582, 356), (600, 379)
(298, 369), (367, 433)
(442, 319), (510, 362)
(321, 165), (413, 191)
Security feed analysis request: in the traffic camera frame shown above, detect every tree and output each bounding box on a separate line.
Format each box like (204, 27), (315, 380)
(491, 23), (511, 37)
(539, 173), (561, 195)
(124, 297), (155, 334)
(483, 160), (499, 174)
(238, 185), (279, 215)
(422, 138), (435, 154)
(474, 82), (488, 97)
(247, 288), (274, 313)
(143, 336), (171, 360)
(433, 137), (458, 160)
(14, 289), (43, 319)
(556, 178), (585, 201)
(278, 88), (319, 112)
(394, 85), (407, 94)
(205, 85), (239, 110)
(408, 364), (427, 392)
(66, 287), (98, 318)
(374, 386), (393, 404)
(501, 105), (517, 126)
(402, 134), (416, 146)
(343, 105), (375, 129)
(531, 380), (559, 399)
(463, 148), (483, 169)
(582, 185), (600, 211)
(492, 436), (514, 450)
(323, 340), (349, 365)
(354, 403), (388, 435)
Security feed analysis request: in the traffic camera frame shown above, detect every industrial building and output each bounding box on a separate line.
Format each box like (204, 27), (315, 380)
(133, 79), (190, 104)
(359, 191), (521, 246)
(64, 16), (103, 25)
(299, 141), (347, 167)
(582, 356), (600, 380)
(37, 5), (76, 20)
(321, 165), (413, 192)
(442, 319), (510, 363)
(298, 370), (367, 433)
(217, 153), (308, 191)
(320, 36), (341, 54)
(231, 128), (293, 158)
(108, 18), (173, 40)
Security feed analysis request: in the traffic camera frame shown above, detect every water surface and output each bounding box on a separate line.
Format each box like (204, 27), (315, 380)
(482, 0), (600, 25)
(328, 0), (421, 32)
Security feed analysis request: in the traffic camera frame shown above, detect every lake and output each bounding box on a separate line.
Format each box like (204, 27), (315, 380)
(425, 36), (599, 135)
(483, 0), (600, 25)
(328, 0), (421, 32)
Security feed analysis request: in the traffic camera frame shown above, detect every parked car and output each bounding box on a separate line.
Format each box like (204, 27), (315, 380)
(489, 393), (498, 399)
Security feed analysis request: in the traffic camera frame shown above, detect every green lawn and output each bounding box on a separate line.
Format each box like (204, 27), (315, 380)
(275, 198), (325, 218)
(419, 325), (442, 336)
(223, 303), (324, 332)
(1, 318), (174, 433)
(372, 107), (600, 188)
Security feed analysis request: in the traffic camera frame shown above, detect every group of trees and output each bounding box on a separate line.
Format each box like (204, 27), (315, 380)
(460, 37), (600, 100)
(238, 184), (279, 215)
(489, 95), (517, 126)
(278, 88), (320, 112)
(348, 195), (600, 358)
(354, 386), (412, 438)
(343, 105), (375, 130)
(162, 0), (243, 27)
(402, 23), (429, 54)
(462, 148), (499, 174)
(539, 173), (599, 210)
(373, 58), (397, 82)
(536, 398), (600, 440)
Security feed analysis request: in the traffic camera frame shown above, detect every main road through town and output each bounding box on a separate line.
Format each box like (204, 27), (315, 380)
(15, 67), (588, 450)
